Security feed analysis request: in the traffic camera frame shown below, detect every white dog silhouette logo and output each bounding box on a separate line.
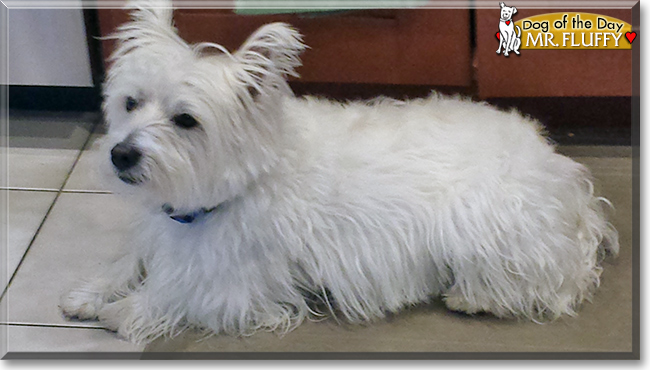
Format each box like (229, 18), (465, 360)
(496, 2), (521, 57)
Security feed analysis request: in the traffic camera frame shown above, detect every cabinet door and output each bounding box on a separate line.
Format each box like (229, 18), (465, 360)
(475, 8), (632, 98)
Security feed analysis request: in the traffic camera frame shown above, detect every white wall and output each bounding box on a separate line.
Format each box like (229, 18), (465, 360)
(8, 8), (93, 87)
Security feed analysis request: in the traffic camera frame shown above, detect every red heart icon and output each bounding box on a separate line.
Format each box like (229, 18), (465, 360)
(496, 32), (500, 40)
(506, 20), (511, 25)
(625, 31), (637, 43)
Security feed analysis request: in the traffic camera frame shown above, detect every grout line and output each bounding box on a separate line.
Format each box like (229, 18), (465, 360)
(0, 322), (108, 330)
(1, 190), (64, 301)
(60, 189), (113, 194)
(0, 187), (59, 193)
(1, 121), (100, 301)
(0, 187), (112, 194)
(58, 121), (103, 193)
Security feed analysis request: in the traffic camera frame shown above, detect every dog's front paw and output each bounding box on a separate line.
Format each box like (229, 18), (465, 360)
(60, 286), (105, 321)
(98, 298), (133, 334)
(98, 296), (160, 343)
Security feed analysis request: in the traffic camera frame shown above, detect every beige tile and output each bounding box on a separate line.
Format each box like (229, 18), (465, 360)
(4, 190), (58, 288)
(5, 325), (144, 353)
(556, 145), (632, 158)
(6, 112), (96, 191)
(8, 111), (97, 150)
(573, 157), (633, 176)
(64, 133), (112, 193)
(1, 192), (136, 328)
(147, 303), (629, 353)
(7, 148), (81, 191)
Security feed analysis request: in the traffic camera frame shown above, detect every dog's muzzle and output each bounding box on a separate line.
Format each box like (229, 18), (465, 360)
(111, 142), (143, 184)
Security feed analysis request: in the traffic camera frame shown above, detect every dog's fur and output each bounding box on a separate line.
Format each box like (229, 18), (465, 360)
(497, 2), (522, 56)
(60, 2), (618, 344)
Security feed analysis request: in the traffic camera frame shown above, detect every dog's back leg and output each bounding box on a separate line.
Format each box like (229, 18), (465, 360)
(440, 157), (617, 320)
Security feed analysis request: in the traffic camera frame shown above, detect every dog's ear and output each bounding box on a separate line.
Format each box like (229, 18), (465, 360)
(125, 0), (174, 30)
(234, 23), (306, 99)
(511, 6), (517, 15)
(500, 2), (506, 8)
(108, 0), (185, 61)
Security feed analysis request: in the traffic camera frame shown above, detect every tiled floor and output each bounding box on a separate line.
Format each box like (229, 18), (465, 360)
(1, 111), (636, 359)
(2, 112), (144, 356)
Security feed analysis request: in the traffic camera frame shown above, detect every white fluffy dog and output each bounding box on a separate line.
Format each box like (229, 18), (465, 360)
(61, 3), (618, 344)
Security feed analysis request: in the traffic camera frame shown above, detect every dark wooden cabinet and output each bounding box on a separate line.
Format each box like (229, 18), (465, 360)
(97, 8), (473, 87)
(97, 6), (633, 97)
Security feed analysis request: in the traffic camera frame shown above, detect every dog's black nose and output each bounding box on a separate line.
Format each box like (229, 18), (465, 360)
(111, 142), (142, 171)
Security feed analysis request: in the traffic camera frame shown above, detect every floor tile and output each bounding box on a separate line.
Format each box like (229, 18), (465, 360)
(6, 111), (96, 190)
(4, 325), (144, 354)
(147, 304), (629, 353)
(7, 148), (81, 191)
(64, 133), (111, 193)
(556, 145), (632, 158)
(4, 189), (58, 289)
(8, 111), (97, 150)
(573, 156), (633, 177)
(1, 192), (137, 328)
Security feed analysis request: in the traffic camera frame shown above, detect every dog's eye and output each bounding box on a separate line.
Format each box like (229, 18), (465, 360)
(172, 113), (199, 129)
(125, 97), (138, 112)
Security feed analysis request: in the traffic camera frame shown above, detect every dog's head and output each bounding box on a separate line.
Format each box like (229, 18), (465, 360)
(499, 2), (517, 21)
(101, 0), (305, 212)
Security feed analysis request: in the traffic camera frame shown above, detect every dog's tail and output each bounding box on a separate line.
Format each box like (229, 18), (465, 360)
(516, 25), (521, 38)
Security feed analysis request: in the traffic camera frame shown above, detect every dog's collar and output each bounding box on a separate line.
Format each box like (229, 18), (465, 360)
(500, 18), (513, 23)
(162, 203), (220, 224)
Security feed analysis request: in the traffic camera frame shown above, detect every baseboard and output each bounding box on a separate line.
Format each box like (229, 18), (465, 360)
(486, 96), (632, 146)
(8, 85), (101, 112)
